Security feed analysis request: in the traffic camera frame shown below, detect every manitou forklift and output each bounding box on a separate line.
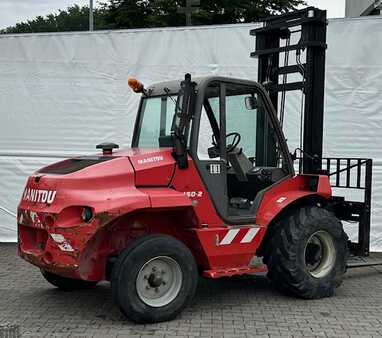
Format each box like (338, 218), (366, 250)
(17, 7), (381, 323)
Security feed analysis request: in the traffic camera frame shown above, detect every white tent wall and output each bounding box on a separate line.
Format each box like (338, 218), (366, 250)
(0, 17), (382, 250)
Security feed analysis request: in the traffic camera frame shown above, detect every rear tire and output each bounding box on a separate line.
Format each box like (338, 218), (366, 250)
(111, 234), (198, 323)
(263, 206), (348, 299)
(41, 269), (98, 290)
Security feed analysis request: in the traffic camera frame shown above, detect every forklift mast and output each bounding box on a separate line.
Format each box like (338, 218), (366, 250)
(251, 8), (376, 259)
(251, 7), (327, 174)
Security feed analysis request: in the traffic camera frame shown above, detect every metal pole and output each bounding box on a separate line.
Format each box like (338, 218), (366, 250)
(178, 0), (200, 26)
(186, 0), (192, 26)
(89, 0), (94, 31)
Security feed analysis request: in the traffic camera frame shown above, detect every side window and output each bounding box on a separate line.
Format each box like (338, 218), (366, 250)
(195, 83), (286, 170)
(225, 94), (257, 159)
(225, 90), (284, 169)
(197, 97), (220, 160)
(255, 98), (283, 168)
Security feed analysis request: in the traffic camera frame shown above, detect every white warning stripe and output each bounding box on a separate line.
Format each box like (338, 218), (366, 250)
(219, 229), (240, 245)
(240, 228), (260, 243)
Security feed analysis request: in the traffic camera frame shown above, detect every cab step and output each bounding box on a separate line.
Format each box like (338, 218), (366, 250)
(203, 265), (267, 279)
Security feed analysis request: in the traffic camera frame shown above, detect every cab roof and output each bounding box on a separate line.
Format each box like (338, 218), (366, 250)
(145, 76), (206, 96)
(145, 76), (262, 97)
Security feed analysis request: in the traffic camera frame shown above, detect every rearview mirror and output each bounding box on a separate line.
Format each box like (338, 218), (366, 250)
(245, 96), (257, 110)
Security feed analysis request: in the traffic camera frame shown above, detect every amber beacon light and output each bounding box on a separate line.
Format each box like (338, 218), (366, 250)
(128, 77), (145, 93)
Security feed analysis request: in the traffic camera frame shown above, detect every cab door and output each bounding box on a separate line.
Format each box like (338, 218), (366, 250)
(190, 79), (292, 224)
(190, 82), (229, 220)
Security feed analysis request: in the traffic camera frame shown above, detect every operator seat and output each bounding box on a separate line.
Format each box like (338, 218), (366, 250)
(227, 148), (253, 182)
(227, 148), (287, 204)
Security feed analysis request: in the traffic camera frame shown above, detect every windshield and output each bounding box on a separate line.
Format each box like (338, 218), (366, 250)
(137, 95), (177, 147)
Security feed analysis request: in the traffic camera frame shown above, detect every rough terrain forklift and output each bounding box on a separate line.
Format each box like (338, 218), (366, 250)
(17, 7), (381, 323)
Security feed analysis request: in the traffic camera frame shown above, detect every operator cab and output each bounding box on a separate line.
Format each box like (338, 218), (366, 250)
(132, 75), (293, 222)
(191, 77), (293, 220)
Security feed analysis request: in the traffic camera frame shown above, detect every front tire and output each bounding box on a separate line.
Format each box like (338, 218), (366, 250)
(263, 206), (348, 299)
(111, 234), (198, 323)
(41, 269), (98, 290)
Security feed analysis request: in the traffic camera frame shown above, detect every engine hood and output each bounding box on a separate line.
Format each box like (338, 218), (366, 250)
(19, 155), (145, 213)
(18, 148), (176, 214)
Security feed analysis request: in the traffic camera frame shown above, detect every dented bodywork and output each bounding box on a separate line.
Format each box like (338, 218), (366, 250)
(17, 149), (197, 280)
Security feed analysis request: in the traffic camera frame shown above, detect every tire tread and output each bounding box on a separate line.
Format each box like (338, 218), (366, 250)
(263, 206), (348, 299)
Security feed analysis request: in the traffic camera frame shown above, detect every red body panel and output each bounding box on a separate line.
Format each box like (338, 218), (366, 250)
(171, 158), (222, 226)
(194, 226), (267, 269)
(128, 148), (176, 186)
(256, 174), (332, 226)
(139, 187), (193, 209)
(17, 148), (332, 281)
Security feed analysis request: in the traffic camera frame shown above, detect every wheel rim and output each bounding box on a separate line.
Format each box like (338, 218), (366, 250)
(304, 230), (336, 278)
(136, 256), (182, 307)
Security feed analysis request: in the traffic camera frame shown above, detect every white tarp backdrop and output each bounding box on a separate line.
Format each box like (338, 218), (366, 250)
(1, 16), (382, 250)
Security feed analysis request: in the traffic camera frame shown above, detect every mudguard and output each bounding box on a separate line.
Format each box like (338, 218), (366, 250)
(255, 174), (332, 226)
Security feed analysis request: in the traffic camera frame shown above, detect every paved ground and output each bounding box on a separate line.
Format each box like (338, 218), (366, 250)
(0, 244), (382, 338)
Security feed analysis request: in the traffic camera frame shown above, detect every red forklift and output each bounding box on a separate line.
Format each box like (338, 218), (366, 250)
(17, 7), (381, 323)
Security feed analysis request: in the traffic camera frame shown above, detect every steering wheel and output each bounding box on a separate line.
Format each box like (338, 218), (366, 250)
(211, 132), (241, 153)
(226, 132), (241, 153)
